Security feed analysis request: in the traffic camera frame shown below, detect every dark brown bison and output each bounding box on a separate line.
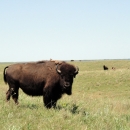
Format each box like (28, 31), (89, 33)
(103, 65), (108, 70)
(3, 60), (79, 108)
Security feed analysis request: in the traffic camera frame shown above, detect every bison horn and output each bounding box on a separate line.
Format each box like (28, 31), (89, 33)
(74, 66), (79, 74)
(56, 64), (61, 74)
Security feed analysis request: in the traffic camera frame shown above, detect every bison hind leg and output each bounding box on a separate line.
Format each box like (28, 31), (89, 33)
(6, 90), (11, 102)
(6, 87), (19, 105)
(12, 88), (19, 105)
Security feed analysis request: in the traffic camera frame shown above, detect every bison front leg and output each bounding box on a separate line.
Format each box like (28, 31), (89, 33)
(43, 96), (57, 109)
(43, 86), (57, 108)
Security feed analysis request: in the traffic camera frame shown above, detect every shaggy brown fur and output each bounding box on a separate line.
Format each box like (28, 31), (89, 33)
(50, 59), (63, 65)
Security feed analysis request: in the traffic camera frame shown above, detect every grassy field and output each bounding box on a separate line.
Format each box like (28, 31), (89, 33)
(0, 60), (130, 130)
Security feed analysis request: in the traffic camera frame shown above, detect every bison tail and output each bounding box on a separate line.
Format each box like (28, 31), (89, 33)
(3, 66), (8, 84)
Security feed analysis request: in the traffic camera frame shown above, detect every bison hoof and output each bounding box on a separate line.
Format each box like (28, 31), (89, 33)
(15, 102), (19, 105)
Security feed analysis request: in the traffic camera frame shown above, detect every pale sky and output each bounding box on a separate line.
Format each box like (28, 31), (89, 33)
(0, 0), (130, 62)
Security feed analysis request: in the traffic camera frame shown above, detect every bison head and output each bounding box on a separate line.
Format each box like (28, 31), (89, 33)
(56, 63), (79, 95)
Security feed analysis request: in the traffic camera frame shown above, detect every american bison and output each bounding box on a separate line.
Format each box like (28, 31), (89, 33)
(3, 60), (79, 108)
(112, 67), (116, 70)
(103, 65), (108, 70)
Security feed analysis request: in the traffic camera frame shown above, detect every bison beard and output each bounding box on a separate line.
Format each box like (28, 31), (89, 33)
(3, 60), (79, 108)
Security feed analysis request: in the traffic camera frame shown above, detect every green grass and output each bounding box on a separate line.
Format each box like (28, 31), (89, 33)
(0, 60), (130, 130)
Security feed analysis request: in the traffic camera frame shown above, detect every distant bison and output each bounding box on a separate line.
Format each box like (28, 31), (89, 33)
(112, 67), (116, 70)
(103, 65), (108, 70)
(3, 60), (79, 108)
